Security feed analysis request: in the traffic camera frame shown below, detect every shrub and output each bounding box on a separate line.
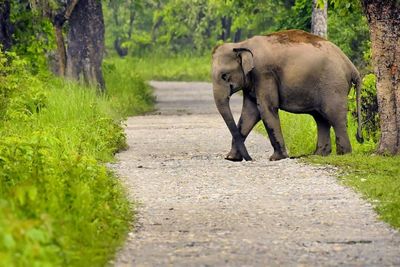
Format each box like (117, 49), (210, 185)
(0, 51), (153, 266)
(349, 73), (379, 142)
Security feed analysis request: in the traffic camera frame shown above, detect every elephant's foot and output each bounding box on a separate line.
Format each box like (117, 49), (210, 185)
(336, 146), (351, 155)
(314, 145), (332, 156)
(269, 151), (288, 161)
(225, 151), (243, 162)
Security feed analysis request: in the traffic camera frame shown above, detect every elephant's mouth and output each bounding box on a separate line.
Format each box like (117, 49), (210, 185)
(229, 84), (234, 96)
(229, 84), (241, 96)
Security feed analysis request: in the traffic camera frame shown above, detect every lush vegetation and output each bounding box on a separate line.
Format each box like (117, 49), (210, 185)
(107, 56), (211, 82)
(104, 1), (369, 65)
(0, 52), (153, 266)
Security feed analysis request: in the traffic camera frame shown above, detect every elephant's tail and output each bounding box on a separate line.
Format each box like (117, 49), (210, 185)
(352, 70), (364, 143)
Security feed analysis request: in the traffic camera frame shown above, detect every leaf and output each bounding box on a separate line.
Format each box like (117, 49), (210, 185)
(3, 234), (16, 249)
(28, 186), (38, 201)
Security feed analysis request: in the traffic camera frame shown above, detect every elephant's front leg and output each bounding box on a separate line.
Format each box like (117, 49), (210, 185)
(256, 76), (288, 161)
(226, 93), (260, 161)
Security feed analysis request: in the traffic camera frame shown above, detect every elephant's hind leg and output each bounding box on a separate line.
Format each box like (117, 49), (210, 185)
(312, 113), (332, 156)
(333, 121), (352, 155)
(226, 93), (260, 161)
(326, 108), (352, 155)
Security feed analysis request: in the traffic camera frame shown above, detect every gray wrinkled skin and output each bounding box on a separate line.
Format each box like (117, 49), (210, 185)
(111, 81), (400, 267)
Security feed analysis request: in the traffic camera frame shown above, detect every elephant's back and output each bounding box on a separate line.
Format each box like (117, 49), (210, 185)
(262, 29), (327, 48)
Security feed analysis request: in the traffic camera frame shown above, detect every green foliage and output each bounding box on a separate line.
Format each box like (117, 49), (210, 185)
(103, 58), (155, 117)
(0, 51), (47, 123)
(114, 55), (211, 81)
(348, 73), (379, 142)
(103, 0), (155, 56)
(103, 0), (370, 70)
(9, 1), (56, 73)
(104, 0), (314, 56)
(275, 0), (312, 31)
(328, 1), (370, 66)
(0, 52), (153, 266)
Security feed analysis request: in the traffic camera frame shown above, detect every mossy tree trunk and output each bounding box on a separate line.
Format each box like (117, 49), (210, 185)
(52, 0), (80, 76)
(66, 0), (106, 91)
(0, 0), (12, 50)
(361, 0), (400, 154)
(311, 0), (327, 38)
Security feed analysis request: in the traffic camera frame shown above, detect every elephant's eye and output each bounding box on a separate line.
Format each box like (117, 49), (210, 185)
(221, 73), (230, 82)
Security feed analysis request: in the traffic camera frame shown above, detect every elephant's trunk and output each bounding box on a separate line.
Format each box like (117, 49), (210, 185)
(213, 88), (252, 161)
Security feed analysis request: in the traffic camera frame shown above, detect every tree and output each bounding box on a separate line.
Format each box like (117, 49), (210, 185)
(0, 0), (12, 50)
(311, 0), (327, 37)
(53, 0), (80, 76)
(22, 0), (105, 90)
(107, 0), (137, 57)
(361, 0), (400, 154)
(66, 0), (106, 91)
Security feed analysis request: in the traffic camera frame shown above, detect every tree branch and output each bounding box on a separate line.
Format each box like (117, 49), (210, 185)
(54, 0), (80, 27)
(65, 0), (80, 20)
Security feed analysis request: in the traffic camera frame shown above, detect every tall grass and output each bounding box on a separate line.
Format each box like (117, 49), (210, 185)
(107, 55), (211, 81)
(0, 53), (154, 266)
(257, 111), (376, 157)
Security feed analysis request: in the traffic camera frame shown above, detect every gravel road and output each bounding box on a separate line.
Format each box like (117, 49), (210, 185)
(112, 81), (400, 267)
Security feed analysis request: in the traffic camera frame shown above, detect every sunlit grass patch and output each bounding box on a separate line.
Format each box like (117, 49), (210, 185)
(107, 55), (211, 82)
(257, 110), (400, 229)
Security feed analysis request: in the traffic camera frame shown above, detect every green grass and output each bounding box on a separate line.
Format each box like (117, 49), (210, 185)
(106, 55), (211, 81)
(257, 111), (400, 229)
(0, 53), (154, 266)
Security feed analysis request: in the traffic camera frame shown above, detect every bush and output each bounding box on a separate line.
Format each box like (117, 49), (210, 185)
(103, 59), (155, 117)
(349, 73), (379, 142)
(0, 52), (153, 266)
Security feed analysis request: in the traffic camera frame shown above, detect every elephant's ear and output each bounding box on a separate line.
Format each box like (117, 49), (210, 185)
(233, 48), (254, 76)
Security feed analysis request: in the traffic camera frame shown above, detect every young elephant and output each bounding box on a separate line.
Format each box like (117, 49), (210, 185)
(212, 30), (362, 161)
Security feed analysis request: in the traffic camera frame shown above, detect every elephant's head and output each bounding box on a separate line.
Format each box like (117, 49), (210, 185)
(212, 44), (254, 161)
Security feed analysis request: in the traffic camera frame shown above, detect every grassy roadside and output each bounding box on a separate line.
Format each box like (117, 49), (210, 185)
(0, 53), (153, 266)
(257, 111), (400, 229)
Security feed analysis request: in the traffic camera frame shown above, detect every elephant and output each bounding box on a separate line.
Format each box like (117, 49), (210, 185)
(211, 29), (363, 161)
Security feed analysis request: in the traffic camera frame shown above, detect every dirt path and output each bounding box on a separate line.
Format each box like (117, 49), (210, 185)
(112, 81), (400, 266)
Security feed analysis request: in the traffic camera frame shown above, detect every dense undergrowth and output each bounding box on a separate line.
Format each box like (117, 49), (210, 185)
(0, 52), (153, 266)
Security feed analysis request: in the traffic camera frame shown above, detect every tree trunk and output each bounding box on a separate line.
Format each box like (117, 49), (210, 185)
(220, 16), (232, 41)
(114, 37), (128, 57)
(233, 29), (242, 43)
(66, 0), (105, 91)
(311, 0), (327, 38)
(53, 25), (67, 75)
(52, 0), (80, 76)
(0, 0), (12, 51)
(362, 0), (400, 154)
(128, 8), (135, 40)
